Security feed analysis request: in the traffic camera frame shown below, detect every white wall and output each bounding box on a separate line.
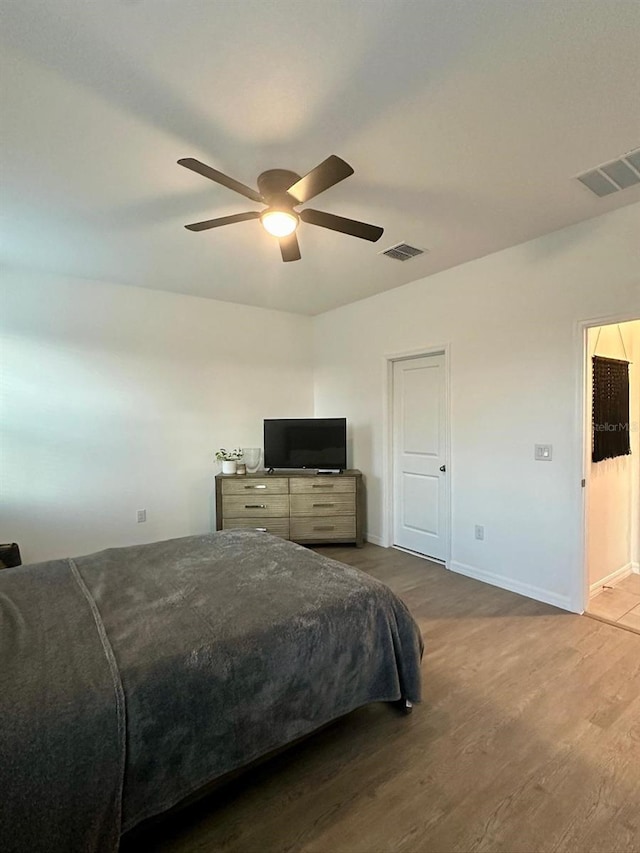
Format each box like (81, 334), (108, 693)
(313, 202), (640, 612)
(586, 321), (640, 590)
(0, 272), (313, 564)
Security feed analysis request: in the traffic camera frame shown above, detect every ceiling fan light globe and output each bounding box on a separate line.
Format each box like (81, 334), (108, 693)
(261, 209), (299, 238)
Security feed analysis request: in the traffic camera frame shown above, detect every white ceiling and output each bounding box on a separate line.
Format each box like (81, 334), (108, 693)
(2, 0), (639, 316)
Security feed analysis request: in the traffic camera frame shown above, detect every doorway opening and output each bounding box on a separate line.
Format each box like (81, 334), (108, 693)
(583, 318), (640, 633)
(386, 348), (450, 565)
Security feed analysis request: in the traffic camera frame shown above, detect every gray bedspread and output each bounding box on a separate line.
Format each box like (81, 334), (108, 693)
(0, 531), (423, 852)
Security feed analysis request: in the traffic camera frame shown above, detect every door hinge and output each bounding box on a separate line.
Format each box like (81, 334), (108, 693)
(581, 478), (586, 488)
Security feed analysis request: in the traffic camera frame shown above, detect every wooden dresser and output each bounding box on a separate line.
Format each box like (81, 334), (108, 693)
(215, 470), (364, 546)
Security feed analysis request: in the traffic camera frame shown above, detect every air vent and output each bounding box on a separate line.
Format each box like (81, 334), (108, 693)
(576, 147), (640, 197)
(381, 242), (426, 261)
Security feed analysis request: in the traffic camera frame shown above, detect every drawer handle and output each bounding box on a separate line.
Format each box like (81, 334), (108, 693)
(245, 504), (267, 509)
(313, 525), (335, 531)
(313, 503), (334, 508)
(312, 484), (334, 488)
(255, 527), (268, 532)
(245, 484), (267, 489)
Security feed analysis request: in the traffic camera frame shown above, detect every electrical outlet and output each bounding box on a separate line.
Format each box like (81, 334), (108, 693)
(137, 509), (146, 523)
(475, 525), (485, 541)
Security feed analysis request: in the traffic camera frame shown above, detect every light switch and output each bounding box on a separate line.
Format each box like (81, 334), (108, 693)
(535, 444), (552, 461)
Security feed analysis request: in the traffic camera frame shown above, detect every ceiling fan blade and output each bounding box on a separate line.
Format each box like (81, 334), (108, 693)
(184, 211), (261, 232)
(300, 208), (384, 242)
(279, 232), (301, 262)
(178, 158), (263, 204)
(287, 156), (354, 204)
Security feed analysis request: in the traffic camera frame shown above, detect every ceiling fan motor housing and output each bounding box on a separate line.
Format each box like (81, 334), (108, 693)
(257, 169), (302, 206)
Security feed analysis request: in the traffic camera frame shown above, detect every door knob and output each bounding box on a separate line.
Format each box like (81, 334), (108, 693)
(439, 464), (446, 472)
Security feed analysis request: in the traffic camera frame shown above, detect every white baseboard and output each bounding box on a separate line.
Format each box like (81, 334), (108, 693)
(632, 562), (640, 574)
(589, 562), (634, 596)
(449, 560), (573, 612)
(364, 533), (384, 546)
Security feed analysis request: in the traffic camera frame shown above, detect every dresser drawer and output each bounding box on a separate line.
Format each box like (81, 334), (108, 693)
(290, 477), (355, 494)
(291, 517), (356, 541)
(222, 518), (290, 539)
(221, 477), (288, 495)
(290, 494), (355, 516)
(222, 495), (289, 518)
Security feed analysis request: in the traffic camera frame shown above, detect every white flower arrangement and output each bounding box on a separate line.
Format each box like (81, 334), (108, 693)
(214, 448), (244, 462)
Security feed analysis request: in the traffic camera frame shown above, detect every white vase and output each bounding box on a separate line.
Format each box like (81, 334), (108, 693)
(221, 460), (237, 475)
(243, 448), (261, 471)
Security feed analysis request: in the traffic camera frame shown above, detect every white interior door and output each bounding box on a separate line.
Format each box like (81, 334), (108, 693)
(392, 354), (448, 561)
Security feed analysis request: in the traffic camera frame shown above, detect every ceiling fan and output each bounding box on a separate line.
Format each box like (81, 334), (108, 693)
(177, 155), (383, 262)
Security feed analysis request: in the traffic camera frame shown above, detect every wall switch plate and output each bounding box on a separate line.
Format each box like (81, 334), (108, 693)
(137, 509), (147, 523)
(535, 444), (553, 461)
(475, 524), (485, 541)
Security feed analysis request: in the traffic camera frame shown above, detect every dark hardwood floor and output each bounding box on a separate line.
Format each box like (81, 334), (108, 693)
(121, 544), (640, 853)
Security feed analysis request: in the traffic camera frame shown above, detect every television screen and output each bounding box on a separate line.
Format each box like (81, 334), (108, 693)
(263, 418), (347, 470)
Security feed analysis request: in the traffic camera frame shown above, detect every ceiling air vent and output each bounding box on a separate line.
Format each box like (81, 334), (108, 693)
(381, 242), (426, 261)
(576, 147), (640, 197)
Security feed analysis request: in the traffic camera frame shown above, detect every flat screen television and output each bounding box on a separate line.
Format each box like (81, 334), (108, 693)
(263, 418), (347, 471)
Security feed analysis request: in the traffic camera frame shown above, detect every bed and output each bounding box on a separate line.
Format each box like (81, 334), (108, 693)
(0, 530), (423, 853)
